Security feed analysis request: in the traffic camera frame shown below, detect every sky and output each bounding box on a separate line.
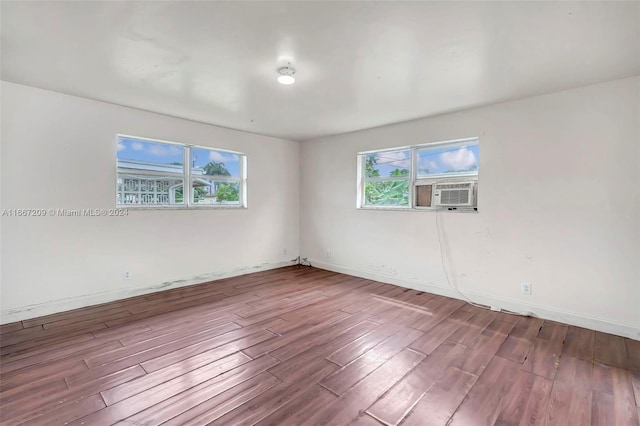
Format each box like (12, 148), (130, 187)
(117, 136), (241, 177)
(369, 145), (479, 177)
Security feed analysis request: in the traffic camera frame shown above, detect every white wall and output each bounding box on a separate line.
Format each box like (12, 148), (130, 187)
(1, 82), (300, 322)
(2, 78), (638, 339)
(301, 77), (640, 339)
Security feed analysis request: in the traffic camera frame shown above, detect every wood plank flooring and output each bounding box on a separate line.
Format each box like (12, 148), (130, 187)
(0, 266), (638, 425)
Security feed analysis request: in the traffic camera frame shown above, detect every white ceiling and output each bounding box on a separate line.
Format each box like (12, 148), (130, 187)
(2, 1), (639, 141)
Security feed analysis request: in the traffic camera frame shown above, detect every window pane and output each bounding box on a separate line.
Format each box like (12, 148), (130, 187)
(416, 144), (478, 177)
(192, 178), (240, 205)
(117, 174), (184, 205)
(364, 179), (409, 206)
(117, 137), (184, 172)
(190, 147), (241, 178)
(364, 149), (410, 178)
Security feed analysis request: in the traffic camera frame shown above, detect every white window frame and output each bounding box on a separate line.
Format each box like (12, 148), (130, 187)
(357, 146), (413, 210)
(116, 134), (247, 209)
(357, 137), (479, 212)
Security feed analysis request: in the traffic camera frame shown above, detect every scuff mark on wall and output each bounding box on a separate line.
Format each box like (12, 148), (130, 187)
(1, 259), (298, 324)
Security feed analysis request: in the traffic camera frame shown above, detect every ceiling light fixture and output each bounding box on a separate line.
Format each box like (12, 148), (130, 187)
(277, 63), (296, 85)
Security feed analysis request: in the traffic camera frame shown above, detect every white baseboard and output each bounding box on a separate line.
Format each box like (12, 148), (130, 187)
(310, 259), (640, 341)
(1, 260), (297, 324)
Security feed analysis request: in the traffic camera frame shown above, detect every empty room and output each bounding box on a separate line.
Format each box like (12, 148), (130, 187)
(0, 1), (639, 425)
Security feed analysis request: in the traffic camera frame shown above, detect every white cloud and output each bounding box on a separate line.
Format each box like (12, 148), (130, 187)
(439, 146), (477, 171)
(131, 142), (144, 151)
(376, 150), (410, 169)
(148, 144), (182, 157)
(208, 150), (237, 164)
(117, 142), (125, 152)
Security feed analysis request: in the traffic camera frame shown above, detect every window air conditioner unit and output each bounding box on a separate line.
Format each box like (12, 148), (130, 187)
(433, 182), (476, 207)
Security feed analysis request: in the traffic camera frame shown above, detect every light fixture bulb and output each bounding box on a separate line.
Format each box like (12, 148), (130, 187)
(277, 74), (295, 85)
(277, 65), (296, 85)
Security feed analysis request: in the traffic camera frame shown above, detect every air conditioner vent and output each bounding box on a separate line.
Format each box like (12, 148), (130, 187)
(440, 189), (470, 205)
(435, 183), (472, 190)
(433, 181), (475, 207)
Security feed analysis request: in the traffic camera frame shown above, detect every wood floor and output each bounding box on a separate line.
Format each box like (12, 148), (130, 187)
(1, 266), (639, 426)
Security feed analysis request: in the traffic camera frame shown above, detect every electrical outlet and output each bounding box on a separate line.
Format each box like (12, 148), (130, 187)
(123, 271), (131, 280)
(326, 250), (331, 259)
(521, 282), (532, 295)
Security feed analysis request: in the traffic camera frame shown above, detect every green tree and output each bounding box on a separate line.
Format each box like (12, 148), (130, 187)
(215, 183), (240, 203)
(174, 186), (207, 203)
(363, 162), (410, 206)
(364, 180), (409, 206)
(200, 160), (238, 203)
(203, 161), (231, 176)
(390, 168), (409, 177)
(365, 154), (380, 178)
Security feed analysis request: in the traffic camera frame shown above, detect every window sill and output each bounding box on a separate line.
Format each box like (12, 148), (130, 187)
(357, 206), (478, 213)
(116, 205), (247, 210)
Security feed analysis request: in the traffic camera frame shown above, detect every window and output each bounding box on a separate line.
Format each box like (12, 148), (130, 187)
(362, 148), (411, 207)
(116, 135), (246, 208)
(357, 137), (479, 211)
(416, 141), (479, 179)
(190, 147), (243, 206)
